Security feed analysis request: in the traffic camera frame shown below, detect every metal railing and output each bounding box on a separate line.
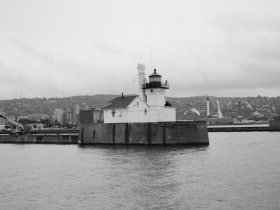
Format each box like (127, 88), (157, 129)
(141, 82), (170, 89)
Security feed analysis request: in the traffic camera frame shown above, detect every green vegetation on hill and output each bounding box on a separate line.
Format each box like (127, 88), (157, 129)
(1, 95), (280, 120)
(168, 96), (280, 120)
(0, 94), (117, 117)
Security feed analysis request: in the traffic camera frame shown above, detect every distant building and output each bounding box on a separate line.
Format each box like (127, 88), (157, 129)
(53, 109), (64, 123)
(269, 115), (280, 130)
(80, 109), (103, 124)
(62, 108), (72, 124)
(17, 115), (30, 121)
(0, 117), (5, 125)
(0, 116), (6, 130)
(26, 123), (44, 130)
(62, 112), (67, 124)
(72, 104), (80, 124)
(28, 113), (50, 121)
(53, 106), (80, 125)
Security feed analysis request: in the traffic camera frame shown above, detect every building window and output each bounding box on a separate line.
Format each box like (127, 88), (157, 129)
(112, 109), (115, 117)
(151, 89), (153, 93)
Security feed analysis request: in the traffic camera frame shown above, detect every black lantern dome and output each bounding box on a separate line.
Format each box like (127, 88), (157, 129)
(142, 69), (169, 89)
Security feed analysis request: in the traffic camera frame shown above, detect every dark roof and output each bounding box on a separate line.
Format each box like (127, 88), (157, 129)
(165, 100), (172, 106)
(149, 69), (161, 77)
(104, 95), (137, 109)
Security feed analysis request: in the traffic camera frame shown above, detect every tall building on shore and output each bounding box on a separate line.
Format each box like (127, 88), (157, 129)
(53, 109), (64, 123)
(63, 108), (72, 124)
(72, 104), (80, 124)
(53, 105), (80, 125)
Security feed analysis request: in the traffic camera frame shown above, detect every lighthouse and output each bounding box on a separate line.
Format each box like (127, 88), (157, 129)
(142, 69), (169, 107)
(103, 66), (176, 123)
(79, 64), (209, 145)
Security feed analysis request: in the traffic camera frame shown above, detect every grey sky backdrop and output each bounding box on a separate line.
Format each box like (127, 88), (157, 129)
(0, 0), (280, 99)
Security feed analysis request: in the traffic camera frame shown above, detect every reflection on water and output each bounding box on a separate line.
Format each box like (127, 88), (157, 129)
(0, 132), (279, 210)
(75, 145), (210, 210)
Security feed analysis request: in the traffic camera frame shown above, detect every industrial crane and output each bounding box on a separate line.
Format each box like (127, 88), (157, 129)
(0, 111), (24, 132)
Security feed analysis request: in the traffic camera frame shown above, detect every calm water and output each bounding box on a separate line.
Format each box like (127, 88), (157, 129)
(0, 132), (279, 210)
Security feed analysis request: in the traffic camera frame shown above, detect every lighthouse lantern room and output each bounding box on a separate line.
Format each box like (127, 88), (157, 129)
(142, 69), (170, 107)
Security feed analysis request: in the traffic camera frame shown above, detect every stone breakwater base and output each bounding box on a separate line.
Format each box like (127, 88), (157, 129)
(0, 134), (78, 144)
(79, 121), (209, 145)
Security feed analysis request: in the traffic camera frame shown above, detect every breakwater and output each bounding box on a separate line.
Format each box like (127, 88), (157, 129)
(207, 124), (280, 132)
(79, 121), (209, 145)
(1, 123), (279, 144)
(0, 133), (78, 144)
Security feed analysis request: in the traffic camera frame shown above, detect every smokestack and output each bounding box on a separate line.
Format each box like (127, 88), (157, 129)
(137, 63), (146, 101)
(217, 100), (223, 118)
(207, 96), (210, 117)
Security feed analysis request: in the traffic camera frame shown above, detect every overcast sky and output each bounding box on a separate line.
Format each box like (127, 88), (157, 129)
(0, 0), (280, 99)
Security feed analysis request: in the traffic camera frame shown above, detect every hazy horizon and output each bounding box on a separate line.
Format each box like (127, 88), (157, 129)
(1, 0), (280, 99)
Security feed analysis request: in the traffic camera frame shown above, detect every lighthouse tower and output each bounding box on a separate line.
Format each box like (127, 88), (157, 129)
(142, 69), (169, 107)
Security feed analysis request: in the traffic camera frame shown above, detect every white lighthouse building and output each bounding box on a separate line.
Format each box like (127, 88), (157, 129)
(103, 64), (176, 123)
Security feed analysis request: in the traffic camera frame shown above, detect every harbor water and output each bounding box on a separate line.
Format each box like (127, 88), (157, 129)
(0, 132), (279, 210)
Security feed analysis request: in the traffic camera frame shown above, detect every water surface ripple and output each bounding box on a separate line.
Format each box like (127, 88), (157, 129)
(0, 132), (279, 209)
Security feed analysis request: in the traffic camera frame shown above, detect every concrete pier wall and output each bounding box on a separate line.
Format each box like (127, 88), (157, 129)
(0, 134), (78, 144)
(269, 120), (280, 131)
(79, 121), (209, 145)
